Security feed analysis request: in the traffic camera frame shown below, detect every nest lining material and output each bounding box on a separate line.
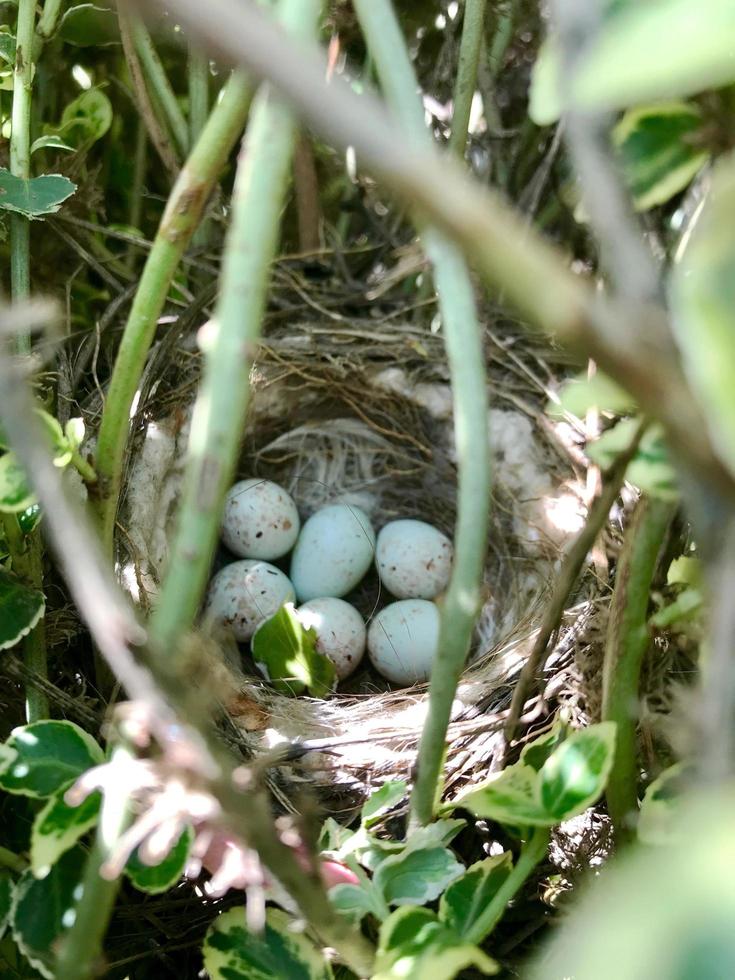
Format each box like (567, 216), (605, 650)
(118, 318), (598, 798)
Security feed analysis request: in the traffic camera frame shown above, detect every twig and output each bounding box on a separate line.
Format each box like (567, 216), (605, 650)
(142, 0), (735, 502)
(353, 0), (491, 828)
(602, 495), (675, 843)
(93, 72), (253, 552)
(131, 16), (189, 157)
(118, 7), (180, 180)
(504, 418), (649, 745)
(448, 0), (487, 157)
(552, 0), (660, 304)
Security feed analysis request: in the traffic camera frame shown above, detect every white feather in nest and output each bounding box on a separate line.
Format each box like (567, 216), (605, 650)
(117, 349), (592, 797)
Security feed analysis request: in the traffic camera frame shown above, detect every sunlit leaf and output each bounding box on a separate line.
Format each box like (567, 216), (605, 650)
(30, 135), (75, 156)
(252, 603), (336, 697)
(637, 764), (688, 846)
(538, 722), (617, 822)
(552, 370), (636, 420)
(373, 847), (464, 907)
(451, 764), (551, 827)
(0, 454), (35, 514)
(587, 421), (679, 499)
(439, 854), (512, 940)
(361, 780), (408, 829)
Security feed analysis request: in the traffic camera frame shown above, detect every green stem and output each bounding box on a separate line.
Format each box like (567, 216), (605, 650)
(10, 0), (49, 723)
(55, 747), (131, 980)
(466, 827), (550, 944)
(71, 449), (97, 485)
(188, 44), (209, 149)
(92, 72), (253, 553)
(131, 17), (189, 158)
(0, 844), (27, 873)
(35, 0), (64, 41)
(353, 0), (491, 829)
(125, 117), (147, 270)
(602, 496), (675, 843)
(149, 0), (321, 657)
(448, 0), (487, 157)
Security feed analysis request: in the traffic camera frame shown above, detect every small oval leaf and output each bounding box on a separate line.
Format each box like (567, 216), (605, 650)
(0, 721), (104, 799)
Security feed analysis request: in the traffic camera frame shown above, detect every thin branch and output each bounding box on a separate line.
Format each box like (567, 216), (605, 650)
(140, 0), (735, 502)
(448, 0), (488, 157)
(131, 16), (189, 157)
(504, 418), (649, 745)
(118, 7), (180, 180)
(552, 0), (660, 304)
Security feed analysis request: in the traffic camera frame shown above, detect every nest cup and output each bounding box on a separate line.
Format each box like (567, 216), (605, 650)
(120, 318), (592, 803)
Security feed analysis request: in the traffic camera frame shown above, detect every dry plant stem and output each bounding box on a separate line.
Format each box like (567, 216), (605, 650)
(602, 495), (675, 844)
(11, 0), (49, 723)
(0, 307), (375, 977)
(146, 0), (735, 502)
(149, 0), (321, 654)
(352, 0), (491, 827)
(504, 419), (649, 744)
(467, 826), (550, 944)
(448, 0), (487, 157)
(55, 746), (133, 980)
(118, 8), (180, 180)
(131, 16), (189, 157)
(93, 73), (253, 552)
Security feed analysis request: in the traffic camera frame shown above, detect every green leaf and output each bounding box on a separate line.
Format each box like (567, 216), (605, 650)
(58, 4), (121, 46)
(30, 135), (75, 156)
(0, 169), (77, 218)
(538, 722), (617, 822)
(0, 568), (45, 652)
(519, 715), (568, 773)
(552, 370), (636, 420)
(638, 764), (687, 846)
(56, 89), (113, 149)
(17, 504), (42, 535)
(252, 603), (336, 697)
(670, 155), (735, 480)
(668, 556), (703, 589)
(613, 102), (709, 211)
(328, 882), (380, 925)
(361, 780), (408, 829)
(0, 30), (16, 65)
(0, 871), (13, 941)
(319, 817), (354, 852)
(650, 587), (704, 629)
(570, 0), (735, 112)
(358, 818), (467, 873)
(11, 848), (85, 979)
(203, 906), (333, 980)
(0, 720), (104, 798)
(528, 789), (735, 980)
(587, 421), (679, 500)
(374, 907), (498, 980)
(373, 846), (464, 907)
(0, 454), (35, 514)
(125, 825), (193, 894)
(439, 854), (513, 940)
(31, 791), (101, 878)
(451, 764), (551, 827)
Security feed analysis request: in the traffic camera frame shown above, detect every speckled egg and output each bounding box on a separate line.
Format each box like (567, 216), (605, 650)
(290, 504), (376, 602)
(367, 599), (440, 685)
(221, 479), (300, 560)
(205, 560), (295, 641)
(376, 519), (453, 599)
(297, 598), (366, 680)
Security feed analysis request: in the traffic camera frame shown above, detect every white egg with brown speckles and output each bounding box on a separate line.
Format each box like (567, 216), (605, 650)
(290, 504), (375, 601)
(297, 597), (366, 680)
(205, 560), (295, 641)
(367, 599), (440, 685)
(376, 519), (453, 599)
(221, 479), (300, 560)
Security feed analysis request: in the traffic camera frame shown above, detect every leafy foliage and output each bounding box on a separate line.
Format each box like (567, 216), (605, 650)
(252, 602), (336, 696)
(0, 568), (45, 652)
(0, 170), (76, 219)
(0, 721), (104, 798)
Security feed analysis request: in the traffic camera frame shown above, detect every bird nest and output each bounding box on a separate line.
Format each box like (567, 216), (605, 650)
(117, 314), (602, 809)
